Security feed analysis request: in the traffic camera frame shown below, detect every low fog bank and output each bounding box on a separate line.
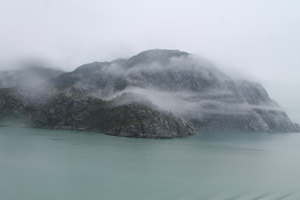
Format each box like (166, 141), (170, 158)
(110, 87), (283, 117)
(0, 62), (64, 89)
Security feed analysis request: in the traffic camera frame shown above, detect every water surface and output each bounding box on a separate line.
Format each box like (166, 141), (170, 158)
(0, 127), (300, 199)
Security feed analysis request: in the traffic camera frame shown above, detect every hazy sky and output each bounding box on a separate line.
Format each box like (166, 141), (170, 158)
(0, 0), (299, 123)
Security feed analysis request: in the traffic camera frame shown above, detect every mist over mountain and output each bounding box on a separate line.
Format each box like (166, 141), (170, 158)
(0, 49), (299, 138)
(0, 65), (64, 88)
(53, 49), (299, 133)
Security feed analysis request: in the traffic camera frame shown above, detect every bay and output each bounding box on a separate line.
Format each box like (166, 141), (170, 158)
(0, 127), (300, 200)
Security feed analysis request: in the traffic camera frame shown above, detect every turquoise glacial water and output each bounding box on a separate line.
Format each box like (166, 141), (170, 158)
(0, 127), (300, 200)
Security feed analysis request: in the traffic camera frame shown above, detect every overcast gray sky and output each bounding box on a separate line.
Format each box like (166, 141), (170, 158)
(0, 0), (299, 123)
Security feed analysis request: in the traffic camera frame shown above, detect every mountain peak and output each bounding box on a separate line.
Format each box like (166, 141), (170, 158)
(126, 49), (189, 67)
(136, 49), (189, 57)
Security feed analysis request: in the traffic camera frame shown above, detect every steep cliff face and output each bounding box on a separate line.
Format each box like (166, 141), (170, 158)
(53, 49), (300, 133)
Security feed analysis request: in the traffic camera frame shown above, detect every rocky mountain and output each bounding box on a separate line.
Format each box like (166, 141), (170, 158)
(53, 49), (300, 133)
(0, 49), (299, 138)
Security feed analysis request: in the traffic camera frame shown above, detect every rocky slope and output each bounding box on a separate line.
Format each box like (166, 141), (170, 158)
(0, 88), (195, 138)
(0, 49), (299, 137)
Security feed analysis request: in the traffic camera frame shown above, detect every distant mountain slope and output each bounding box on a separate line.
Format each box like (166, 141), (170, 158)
(0, 66), (64, 88)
